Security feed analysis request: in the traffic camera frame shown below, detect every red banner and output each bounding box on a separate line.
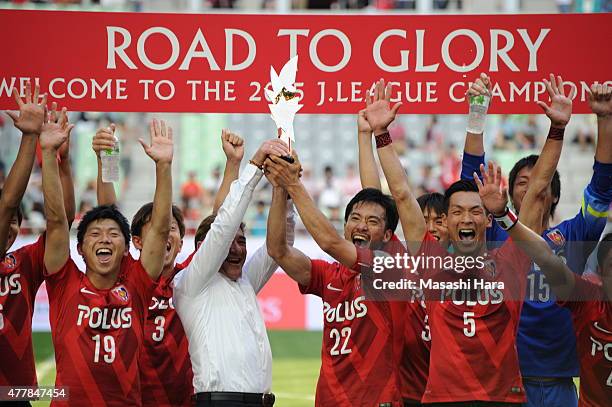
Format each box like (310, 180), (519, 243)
(1, 10), (610, 114)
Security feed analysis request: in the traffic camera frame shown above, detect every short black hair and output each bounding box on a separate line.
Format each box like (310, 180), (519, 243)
(444, 179), (480, 213)
(77, 205), (130, 247)
(131, 202), (185, 239)
(194, 214), (245, 247)
(344, 188), (399, 233)
(509, 155), (561, 217)
(597, 233), (612, 268)
(417, 192), (445, 216)
(0, 188), (23, 226)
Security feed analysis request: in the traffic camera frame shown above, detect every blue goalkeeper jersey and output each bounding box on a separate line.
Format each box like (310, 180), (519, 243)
(461, 152), (612, 377)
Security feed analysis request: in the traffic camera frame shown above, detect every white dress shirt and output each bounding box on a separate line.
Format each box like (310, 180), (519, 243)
(173, 164), (295, 394)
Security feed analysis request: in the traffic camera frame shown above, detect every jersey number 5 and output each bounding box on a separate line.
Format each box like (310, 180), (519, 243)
(463, 312), (476, 337)
(330, 327), (352, 355)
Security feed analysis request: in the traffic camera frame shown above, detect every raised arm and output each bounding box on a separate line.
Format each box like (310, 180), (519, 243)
(266, 186), (311, 286)
(57, 132), (75, 226)
(41, 106), (74, 274)
(357, 109), (381, 189)
(365, 79), (425, 247)
(175, 139), (288, 297)
(0, 82), (46, 257)
(590, 84), (612, 165)
(460, 73), (490, 180)
(520, 74), (572, 233)
(137, 119), (173, 280)
(265, 153), (357, 268)
(212, 130), (244, 214)
(475, 161), (575, 298)
(92, 124), (119, 206)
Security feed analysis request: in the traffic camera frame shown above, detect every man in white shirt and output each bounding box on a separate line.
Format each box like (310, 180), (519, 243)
(174, 138), (294, 407)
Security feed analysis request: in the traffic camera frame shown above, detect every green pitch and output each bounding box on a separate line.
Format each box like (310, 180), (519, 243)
(32, 330), (322, 407)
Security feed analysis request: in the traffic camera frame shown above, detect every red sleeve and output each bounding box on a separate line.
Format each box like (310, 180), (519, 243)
(14, 234), (46, 290)
(44, 257), (79, 301)
(559, 276), (604, 315)
(497, 237), (531, 277)
(124, 256), (157, 310)
(299, 259), (333, 297)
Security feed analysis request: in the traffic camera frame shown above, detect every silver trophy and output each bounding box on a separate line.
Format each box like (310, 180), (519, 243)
(266, 55), (302, 163)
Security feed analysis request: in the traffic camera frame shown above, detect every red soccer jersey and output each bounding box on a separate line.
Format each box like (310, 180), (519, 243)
(45, 255), (155, 406)
(299, 247), (404, 407)
(560, 277), (612, 407)
(400, 290), (430, 403)
(140, 264), (193, 406)
(0, 236), (45, 386)
(419, 233), (531, 403)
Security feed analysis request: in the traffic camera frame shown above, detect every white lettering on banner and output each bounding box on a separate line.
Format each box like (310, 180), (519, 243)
(442, 29), (484, 72)
(490, 30), (519, 72)
(309, 29), (351, 73)
(178, 29), (220, 71)
(322, 296), (367, 323)
(517, 29), (550, 71)
(137, 27), (181, 70)
(277, 29), (310, 59)
(224, 29), (256, 71)
(0, 274), (22, 296)
(373, 29), (409, 73)
(48, 78), (128, 100)
(106, 26), (137, 69)
(76, 304), (132, 329)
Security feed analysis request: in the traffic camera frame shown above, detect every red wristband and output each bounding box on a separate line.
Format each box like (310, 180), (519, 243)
(548, 126), (565, 141)
(375, 132), (392, 149)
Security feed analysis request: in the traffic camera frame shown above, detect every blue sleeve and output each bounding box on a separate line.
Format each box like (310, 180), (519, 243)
(578, 160), (612, 240)
(461, 152), (485, 181)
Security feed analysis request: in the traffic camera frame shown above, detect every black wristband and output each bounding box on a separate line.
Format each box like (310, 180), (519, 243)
(548, 126), (565, 141)
(375, 132), (392, 149)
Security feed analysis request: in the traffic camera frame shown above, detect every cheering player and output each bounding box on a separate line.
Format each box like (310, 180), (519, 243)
(92, 126), (245, 406)
(41, 116), (173, 406)
(266, 104), (410, 407)
(0, 83), (75, 389)
(360, 79), (567, 405)
(356, 98), (432, 406)
(462, 75), (612, 406)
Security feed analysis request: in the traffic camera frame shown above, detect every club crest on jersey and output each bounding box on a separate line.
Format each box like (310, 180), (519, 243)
(2, 254), (17, 269)
(483, 258), (497, 278)
(112, 285), (129, 303)
(546, 229), (565, 247)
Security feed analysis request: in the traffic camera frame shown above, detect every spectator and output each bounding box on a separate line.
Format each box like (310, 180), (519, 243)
(318, 165), (342, 215)
(556, 0), (572, 13)
(181, 171), (206, 220)
(250, 200), (268, 237)
(340, 163), (362, 200)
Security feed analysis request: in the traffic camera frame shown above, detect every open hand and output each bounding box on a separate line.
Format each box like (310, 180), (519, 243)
(474, 161), (508, 216)
(536, 74), (572, 128)
(5, 80), (47, 135)
(39, 103), (74, 152)
(139, 119), (173, 164)
(364, 79), (402, 134)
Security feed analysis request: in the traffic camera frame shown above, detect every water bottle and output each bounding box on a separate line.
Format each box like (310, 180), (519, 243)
(101, 134), (120, 183)
(467, 94), (491, 134)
